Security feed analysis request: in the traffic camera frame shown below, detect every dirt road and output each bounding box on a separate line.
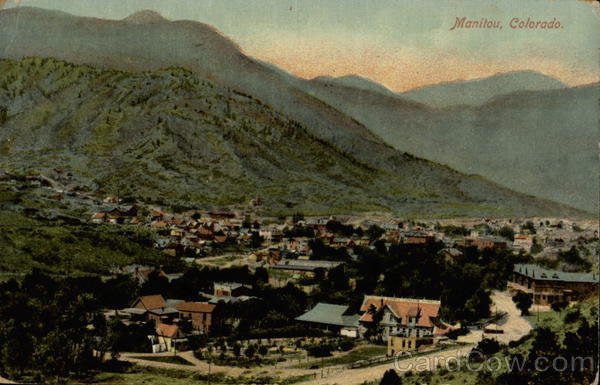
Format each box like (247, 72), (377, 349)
(458, 290), (533, 345)
(298, 346), (472, 385)
(118, 351), (316, 379)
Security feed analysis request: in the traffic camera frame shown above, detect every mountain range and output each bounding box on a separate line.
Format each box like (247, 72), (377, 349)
(0, 7), (593, 217)
(299, 75), (598, 213)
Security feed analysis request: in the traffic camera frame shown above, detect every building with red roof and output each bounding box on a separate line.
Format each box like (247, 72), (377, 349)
(358, 295), (450, 354)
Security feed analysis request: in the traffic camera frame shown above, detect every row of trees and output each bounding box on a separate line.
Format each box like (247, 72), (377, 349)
(0, 270), (137, 383)
(306, 240), (527, 326)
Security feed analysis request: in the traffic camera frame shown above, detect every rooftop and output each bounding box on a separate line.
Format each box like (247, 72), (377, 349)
(514, 264), (598, 283)
(295, 303), (360, 328)
(359, 295), (440, 328)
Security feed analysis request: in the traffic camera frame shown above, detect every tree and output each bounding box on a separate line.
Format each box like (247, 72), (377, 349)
(364, 304), (384, 341)
(140, 270), (170, 296)
(366, 224), (385, 241)
(531, 237), (543, 254)
(244, 344), (256, 358)
(34, 330), (74, 383)
(258, 345), (268, 356)
(550, 301), (568, 312)
(522, 221), (536, 234)
(380, 369), (402, 385)
(496, 226), (515, 241)
(0, 320), (34, 377)
(233, 343), (241, 357)
(328, 265), (349, 291)
(292, 212), (305, 224)
(250, 232), (264, 248)
(512, 291), (533, 316)
(253, 267), (268, 284)
(471, 338), (502, 357)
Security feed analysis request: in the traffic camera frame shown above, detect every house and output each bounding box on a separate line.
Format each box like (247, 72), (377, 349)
(124, 294), (166, 322)
(150, 210), (165, 220)
(120, 205), (138, 218)
(295, 303), (360, 338)
(513, 234), (533, 251)
(213, 282), (253, 297)
(403, 232), (436, 244)
(176, 302), (216, 333)
(358, 295), (444, 352)
(213, 231), (228, 243)
(438, 248), (464, 264)
(289, 238), (311, 253)
(250, 249), (281, 264)
(466, 236), (507, 250)
(126, 294), (179, 324)
(133, 268), (167, 286)
(104, 196), (120, 203)
(508, 264), (599, 305)
(91, 212), (107, 223)
(156, 323), (187, 352)
(131, 294), (164, 310)
(270, 259), (344, 277)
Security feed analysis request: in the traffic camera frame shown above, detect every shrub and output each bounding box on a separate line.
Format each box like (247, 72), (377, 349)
(380, 369), (402, 385)
(306, 344), (333, 358)
(338, 339), (355, 352)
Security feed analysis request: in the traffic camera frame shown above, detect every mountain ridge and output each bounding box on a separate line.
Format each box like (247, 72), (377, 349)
(296, 77), (598, 213)
(400, 70), (568, 108)
(0, 7), (592, 217)
(0, 57), (588, 218)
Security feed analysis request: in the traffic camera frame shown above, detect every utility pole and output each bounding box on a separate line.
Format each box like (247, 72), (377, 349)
(534, 286), (539, 323)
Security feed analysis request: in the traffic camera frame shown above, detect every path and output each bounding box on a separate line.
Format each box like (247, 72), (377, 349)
(458, 290), (532, 344)
(118, 351), (245, 376)
(298, 345), (472, 385)
(118, 351), (315, 379)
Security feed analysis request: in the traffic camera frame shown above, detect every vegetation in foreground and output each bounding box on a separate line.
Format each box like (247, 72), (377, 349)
(374, 300), (598, 385)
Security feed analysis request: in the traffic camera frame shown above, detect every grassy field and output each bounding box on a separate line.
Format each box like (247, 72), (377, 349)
(292, 345), (387, 369)
(524, 311), (562, 329)
(129, 355), (195, 366)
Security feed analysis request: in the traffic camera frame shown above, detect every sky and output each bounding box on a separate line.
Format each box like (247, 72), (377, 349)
(1, 0), (598, 91)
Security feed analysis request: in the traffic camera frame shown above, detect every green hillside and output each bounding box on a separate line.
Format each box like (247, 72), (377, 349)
(0, 58), (587, 218)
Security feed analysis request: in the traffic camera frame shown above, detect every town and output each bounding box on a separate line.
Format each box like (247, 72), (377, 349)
(0, 170), (598, 384)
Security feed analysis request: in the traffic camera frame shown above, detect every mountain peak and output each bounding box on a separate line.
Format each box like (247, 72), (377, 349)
(123, 10), (167, 24)
(401, 70), (567, 108)
(313, 74), (397, 96)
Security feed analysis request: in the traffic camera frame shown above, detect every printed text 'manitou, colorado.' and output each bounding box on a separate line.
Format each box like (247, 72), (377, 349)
(450, 17), (563, 31)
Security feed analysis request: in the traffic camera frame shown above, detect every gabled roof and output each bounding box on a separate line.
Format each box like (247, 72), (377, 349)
(295, 303), (360, 328)
(156, 323), (182, 339)
(514, 264), (598, 283)
(134, 294), (166, 310)
(359, 295), (440, 328)
(176, 302), (216, 313)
